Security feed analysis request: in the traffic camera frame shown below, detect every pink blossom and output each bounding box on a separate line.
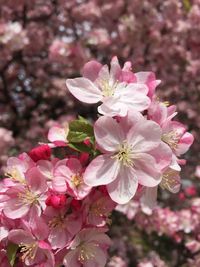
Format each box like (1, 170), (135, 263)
(47, 124), (69, 146)
(66, 57), (150, 117)
(83, 190), (116, 226)
(3, 167), (47, 219)
(4, 153), (35, 185)
(44, 207), (82, 249)
(63, 228), (112, 267)
(53, 158), (92, 200)
(84, 113), (164, 204)
(8, 218), (54, 266)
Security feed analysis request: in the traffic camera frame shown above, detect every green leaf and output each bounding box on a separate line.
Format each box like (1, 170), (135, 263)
(68, 117), (94, 143)
(68, 142), (93, 153)
(7, 242), (18, 267)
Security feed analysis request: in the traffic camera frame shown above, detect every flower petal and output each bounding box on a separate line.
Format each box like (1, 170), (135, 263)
(84, 155), (120, 186)
(63, 250), (80, 267)
(4, 198), (30, 219)
(127, 120), (161, 153)
(141, 186), (158, 210)
(81, 60), (102, 82)
(66, 78), (102, 104)
(107, 166), (138, 204)
(134, 153), (161, 187)
(8, 229), (34, 244)
(94, 116), (124, 152)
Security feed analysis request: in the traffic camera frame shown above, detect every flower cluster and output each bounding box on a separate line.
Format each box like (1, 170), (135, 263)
(0, 58), (193, 266)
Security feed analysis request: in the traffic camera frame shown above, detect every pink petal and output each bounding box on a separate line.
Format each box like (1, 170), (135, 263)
(8, 229), (34, 245)
(84, 155), (120, 186)
(37, 160), (54, 179)
(107, 166), (138, 204)
(84, 245), (107, 267)
(38, 240), (51, 250)
(63, 250), (80, 267)
(48, 126), (67, 143)
(52, 176), (67, 193)
(110, 56), (122, 81)
(94, 116), (124, 152)
(26, 167), (47, 194)
(150, 142), (172, 171)
(119, 110), (144, 131)
(66, 158), (82, 174)
(4, 198), (30, 219)
(48, 228), (70, 249)
(98, 97), (128, 117)
(127, 120), (161, 153)
(134, 153), (161, 187)
(66, 78), (102, 104)
(141, 187), (158, 210)
(176, 132), (194, 156)
(81, 60), (102, 81)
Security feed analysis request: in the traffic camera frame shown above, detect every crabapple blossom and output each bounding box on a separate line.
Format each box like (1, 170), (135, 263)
(0, 54), (194, 267)
(53, 158), (92, 200)
(44, 207), (82, 250)
(8, 218), (54, 266)
(66, 57), (150, 117)
(63, 228), (112, 267)
(84, 114), (165, 204)
(3, 167), (47, 219)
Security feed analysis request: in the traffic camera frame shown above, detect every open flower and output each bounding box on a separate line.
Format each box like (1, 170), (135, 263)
(44, 207), (82, 249)
(8, 218), (54, 266)
(3, 167), (47, 219)
(66, 57), (150, 117)
(84, 114), (164, 204)
(53, 158), (92, 200)
(63, 228), (111, 267)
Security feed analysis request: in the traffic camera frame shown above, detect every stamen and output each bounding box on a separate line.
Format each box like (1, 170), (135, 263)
(49, 215), (64, 228)
(160, 170), (179, 192)
(19, 243), (37, 262)
(71, 173), (83, 188)
(112, 141), (133, 167)
(162, 131), (180, 149)
(100, 80), (118, 97)
(5, 168), (25, 184)
(78, 245), (97, 263)
(18, 190), (38, 205)
(90, 199), (106, 217)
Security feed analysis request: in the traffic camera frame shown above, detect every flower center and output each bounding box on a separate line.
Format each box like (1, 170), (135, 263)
(5, 168), (25, 184)
(49, 215), (65, 228)
(162, 131), (179, 149)
(113, 142), (133, 167)
(78, 244), (97, 263)
(90, 199), (105, 217)
(71, 173), (83, 188)
(100, 80), (117, 97)
(19, 242), (37, 262)
(18, 189), (38, 205)
(160, 169), (179, 192)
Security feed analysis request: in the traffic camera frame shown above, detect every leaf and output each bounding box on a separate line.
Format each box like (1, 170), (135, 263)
(68, 117), (94, 143)
(68, 142), (93, 153)
(7, 242), (18, 267)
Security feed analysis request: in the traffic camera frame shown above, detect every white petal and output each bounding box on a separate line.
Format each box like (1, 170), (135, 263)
(107, 166), (138, 204)
(84, 155), (120, 186)
(66, 78), (102, 104)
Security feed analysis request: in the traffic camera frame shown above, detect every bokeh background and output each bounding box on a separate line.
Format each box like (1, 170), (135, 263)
(0, 0), (200, 266)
